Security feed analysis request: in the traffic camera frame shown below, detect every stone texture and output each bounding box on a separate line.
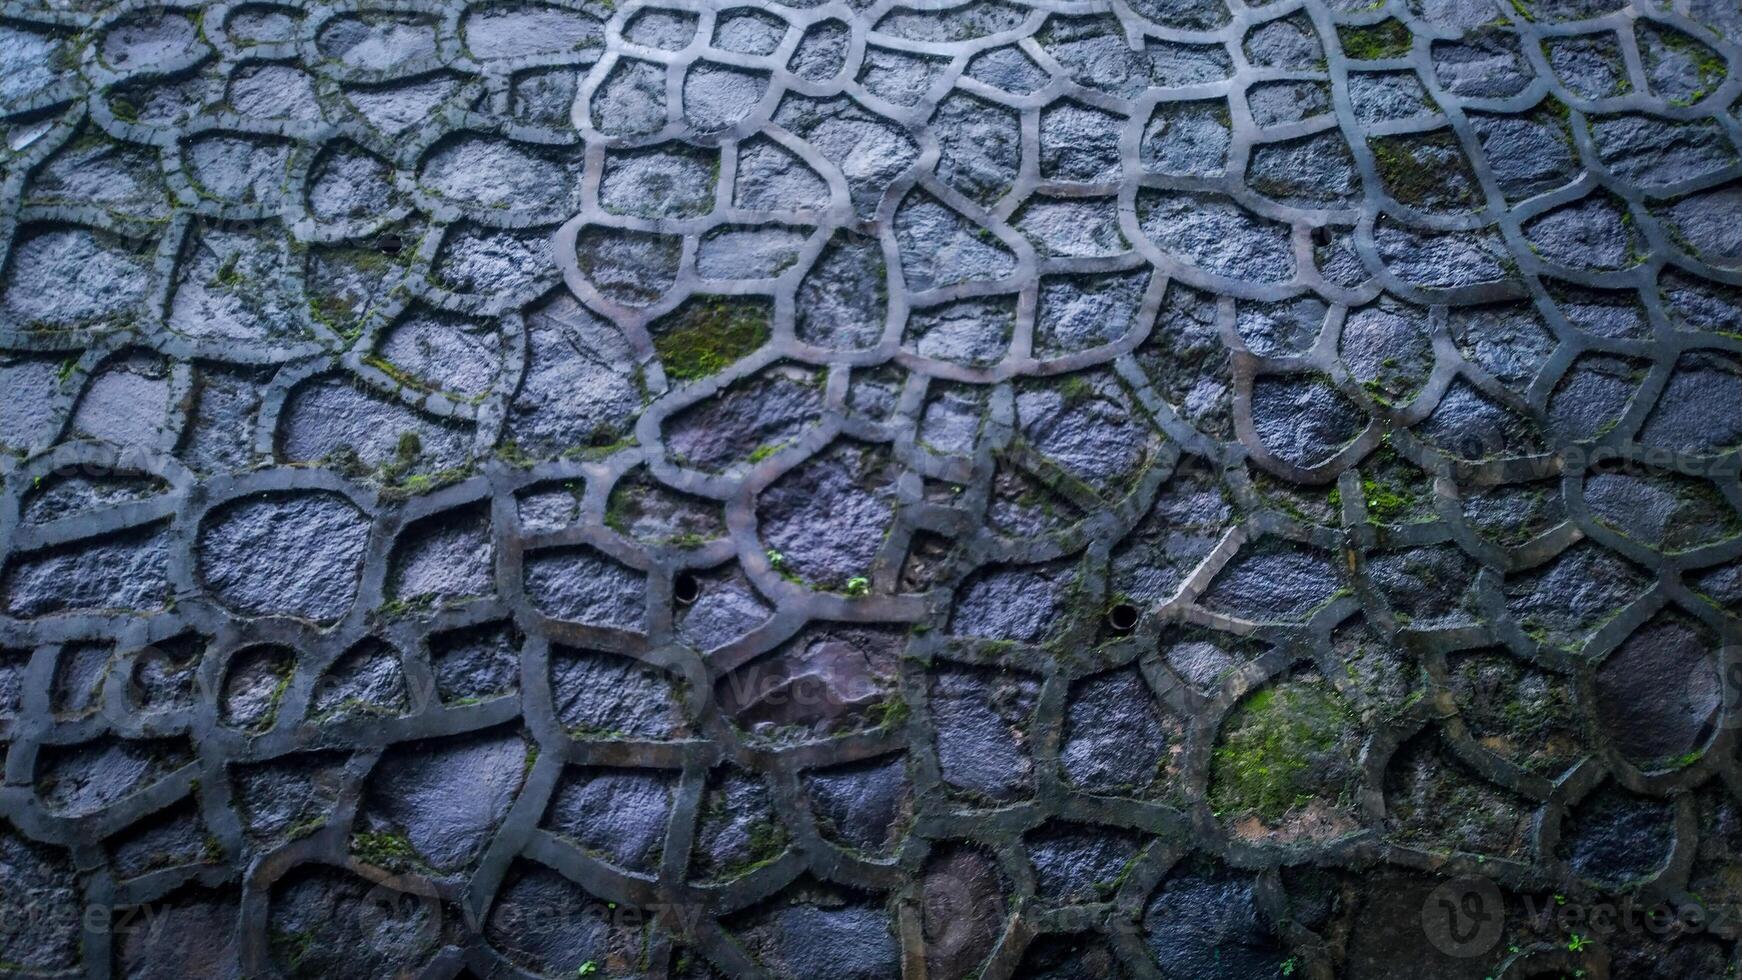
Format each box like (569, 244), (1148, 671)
(1, 0), (1740, 976)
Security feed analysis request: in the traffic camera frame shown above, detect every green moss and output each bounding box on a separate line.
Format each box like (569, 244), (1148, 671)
(285, 816), (326, 841)
(265, 668), (293, 720)
(720, 818), (788, 878)
(376, 429), (424, 484)
(566, 720), (630, 739)
(1368, 132), (1478, 210)
(867, 695), (909, 729)
(1368, 137), (1429, 205)
(371, 431), (477, 498)
(307, 291), (359, 334)
(1362, 475), (1421, 522)
(214, 252), (243, 287)
(563, 435), (637, 461)
(1539, 95), (1571, 123)
(375, 593), (435, 619)
(50, 34), (82, 73)
(496, 440), (539, 468)
(1594, 470), (1742, 551)
(1479, 487), (1551, 548)
(306, 244), (411, 339)
(1661, 748), (1705, 770)
(361, 354), (431, 394)
(1339, 19), (1413, 59)
(1252, 468), (1339, 525)
(270, 929), (318, 978)
(651, 297), (771, 382)
(1209, 680), (1353, 821)
(1358, 376), (1397, 408)
(351, 829), (420, 869)
(747, 820), (784, 856)
(352, 242), (404, 272)
(1356, 448), (1434, 524)
(379, 464), (472, 500)
(1057, 373), (1097, 406)
(1660, 28), (1727, 103)
(599, 479), (646, 532)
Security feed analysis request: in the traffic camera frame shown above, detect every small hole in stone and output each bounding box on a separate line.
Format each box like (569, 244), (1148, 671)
(1107, 603), (1139, 632)
(376, 233), (403, 256)
(673, 572), (701, 605)
(1310, 226), (1332, 248)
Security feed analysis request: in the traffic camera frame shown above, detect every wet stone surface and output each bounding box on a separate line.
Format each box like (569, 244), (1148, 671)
(1, 0), (1742, 976)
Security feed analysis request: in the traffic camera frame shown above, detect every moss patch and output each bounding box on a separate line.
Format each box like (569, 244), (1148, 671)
(350, 829), (421, 870)
(651, 296), (772, 382)
(1210, 677), (1355, 822)
(1658, 27), (1727, 104)
(1327, 448), (1435, 524)
(1339, 19), (1413, 60)
(726, 819), (788, 877)
(1369, 131), (1480, 210)
(110, 94), (140, 122)
(1361, 449), (1435, 523)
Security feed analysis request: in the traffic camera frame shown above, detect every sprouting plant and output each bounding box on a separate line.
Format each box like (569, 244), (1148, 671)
(845, 576), (869, 596)
(766, 549), (785, 569)
(577, 962), (598, 977)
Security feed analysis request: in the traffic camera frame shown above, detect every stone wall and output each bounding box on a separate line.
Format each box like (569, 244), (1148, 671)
(1, 0), (1740, 976)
